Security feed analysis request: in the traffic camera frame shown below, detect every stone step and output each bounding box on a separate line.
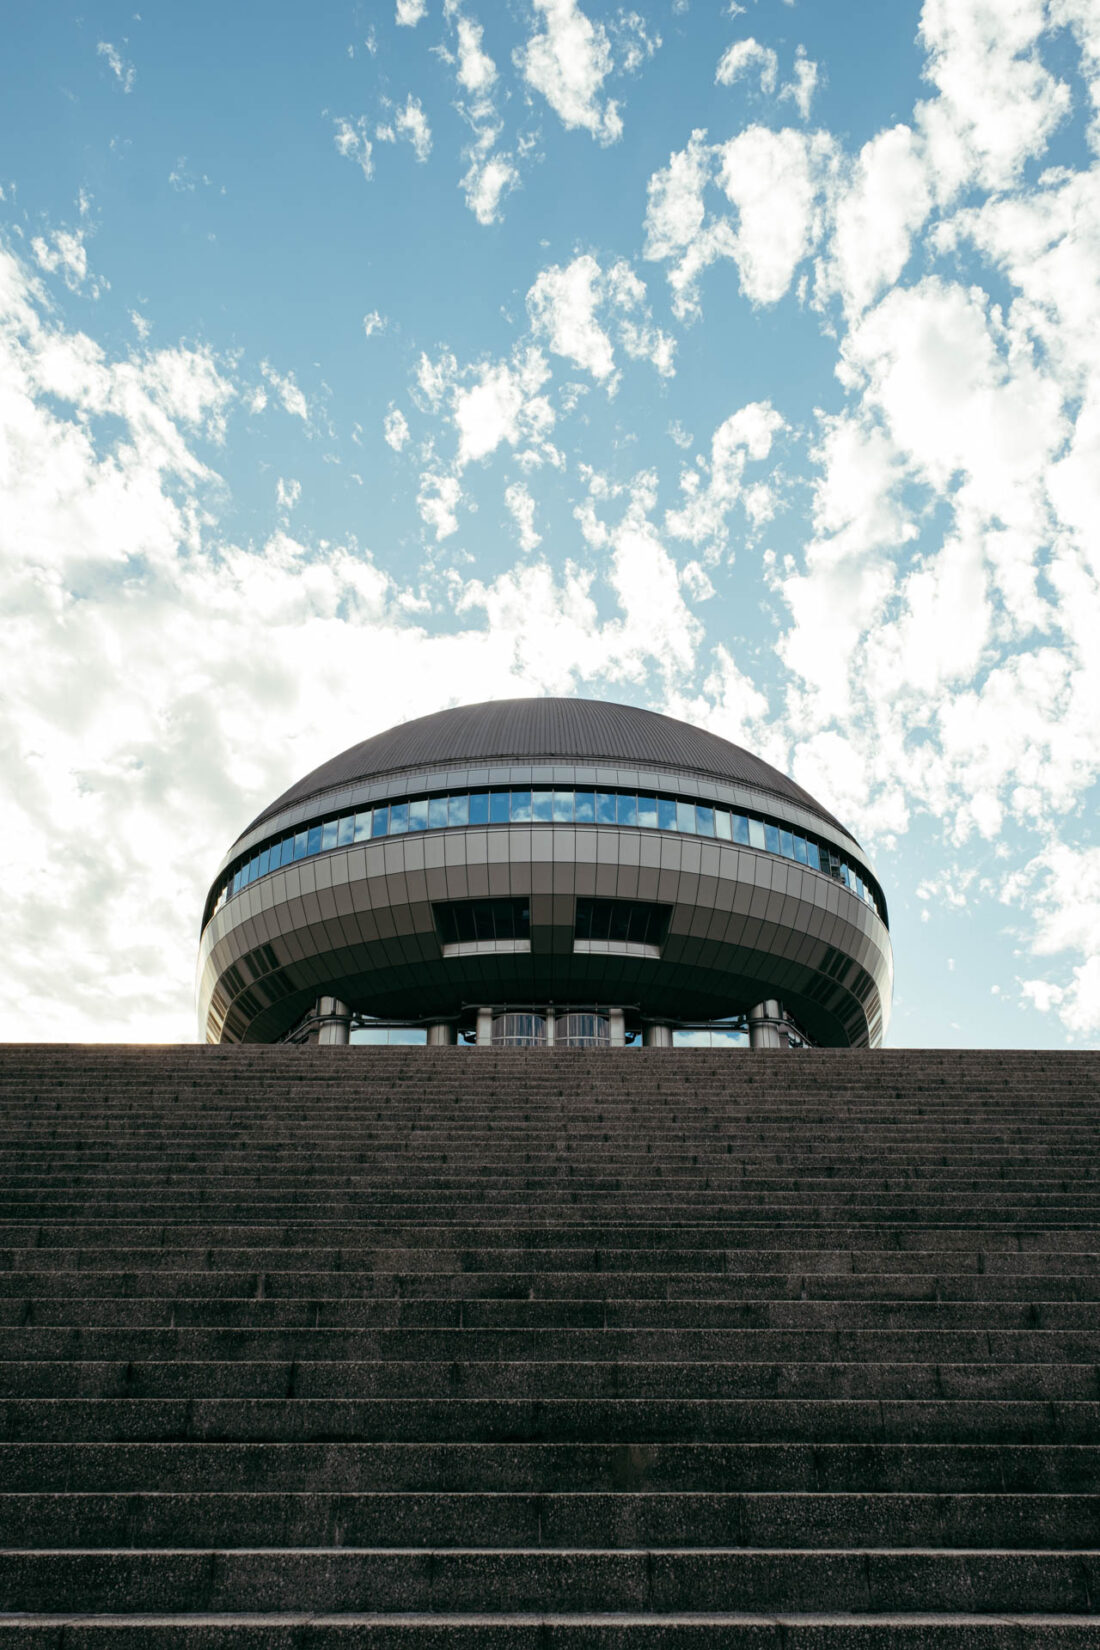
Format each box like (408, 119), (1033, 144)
(2, 1609), (1100, 1649)
(0, 1491), (1096, 1550)
(2, 1396), (1096, 1444)
(3, 1358), (1096, 1401)
(4, 1299), (1098, 1330)
(5, 1270), (1100, 1300)
(1, 1545), (1098, 1614)
(4, 1441), (1094, 1493)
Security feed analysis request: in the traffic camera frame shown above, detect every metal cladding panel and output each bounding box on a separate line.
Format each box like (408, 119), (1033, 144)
(197, 823), (893, 1048)
(241, 697), (847, 839)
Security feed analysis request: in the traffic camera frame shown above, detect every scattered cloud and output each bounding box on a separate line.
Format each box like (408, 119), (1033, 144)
(715, 38), (778, 96)
(505, 479), (541, 550)
(260, 361), (309, 421)
(96, 41), (135, 93)
(363, 311), (386, 337)
(332, 116), (374, 181)
(516, 0), (623, 144)
(276, 476), (301, 511)
(383, 406), (410, 450)
(527, 253), (675, 384)
(395, 0), (427, 24)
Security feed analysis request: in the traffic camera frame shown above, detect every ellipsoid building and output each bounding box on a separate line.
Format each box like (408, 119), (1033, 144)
(197, 698), (892, 1048)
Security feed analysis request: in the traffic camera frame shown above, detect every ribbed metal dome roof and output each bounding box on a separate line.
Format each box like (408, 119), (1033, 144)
(243, 698), (846, 837)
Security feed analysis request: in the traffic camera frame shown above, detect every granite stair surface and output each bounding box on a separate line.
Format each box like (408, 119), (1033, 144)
(0, 1042), (1097, 1646)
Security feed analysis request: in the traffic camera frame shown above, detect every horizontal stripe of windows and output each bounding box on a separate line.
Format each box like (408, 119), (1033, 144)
(207, 786), (883, 928)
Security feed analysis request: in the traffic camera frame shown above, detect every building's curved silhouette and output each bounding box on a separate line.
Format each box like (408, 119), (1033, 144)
(197, 698), (892, 1048)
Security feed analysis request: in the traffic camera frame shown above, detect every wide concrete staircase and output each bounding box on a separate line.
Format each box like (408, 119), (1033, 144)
(0, 1044), (1098, 1646)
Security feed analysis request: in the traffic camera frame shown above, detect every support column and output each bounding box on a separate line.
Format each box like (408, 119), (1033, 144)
(427, 1024), (454, 1046)
(317, 997), (351, 1046)
(476, 1006), (494, 1047)
(608, 1007), (626, 1047)
(748, 1000), (788, 1050)
(545, 1010), (556, 1047)
(644, 1023), (673, 1048)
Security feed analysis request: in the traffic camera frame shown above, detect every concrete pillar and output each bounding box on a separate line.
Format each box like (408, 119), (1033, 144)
(608, 1007), (626, 1047)
(317, 997), (351, 1046)
(644, 1023), (673, 1048)
(748, 1000), (788, 1050)
(545, 1011), (556, 1047)
(427, 1023), (454, 1046)
(476, 1006), (494, 1047)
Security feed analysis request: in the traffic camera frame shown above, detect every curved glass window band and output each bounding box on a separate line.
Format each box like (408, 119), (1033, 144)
(207, 786), (884, 929)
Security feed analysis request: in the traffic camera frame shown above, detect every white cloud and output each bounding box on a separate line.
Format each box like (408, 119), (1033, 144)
(717, 125), (833, 304)
(363, 310), (386, 337)
(260, 361), (309, 421)
(527, 253), (674, 383)
(97, 41), (135, 92)
(463, 154), (520, 224)
(715, 38), (778, 96)
(916, 0), (1070, 197)
(1014, 844), (1100, 1035)
(31, 229), (90, 294)
(394, 95), (433, 161)
(276, 477), (301, 511)
(665, 401), (785, 553)
(818, 124), (932, 316)
(453, 348), (552, 466)
(456, 15), (496, 92)
(505, 480), (541, 550)
(395, 0), (427, 23)
(417, 471), (463, 538)
(517, 0), (622, 144)
(333, 116), (374, 181)
(383, 406), (410, 450)
(779, 45), (819, 120)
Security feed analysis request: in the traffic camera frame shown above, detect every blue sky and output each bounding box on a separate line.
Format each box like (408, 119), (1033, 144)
(1, 0), (1098, 1046)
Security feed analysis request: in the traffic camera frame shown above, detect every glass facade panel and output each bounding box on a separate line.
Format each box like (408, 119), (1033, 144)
(492, 1012), (545, 1047)
(556, 1012), (609, 1048)
(575, 897), (671, 947)
(433, 896), (531, 946)
(213, 781), (882, 927)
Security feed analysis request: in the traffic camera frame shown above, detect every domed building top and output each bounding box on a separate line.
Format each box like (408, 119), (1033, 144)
(244, 696), (845, 838)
